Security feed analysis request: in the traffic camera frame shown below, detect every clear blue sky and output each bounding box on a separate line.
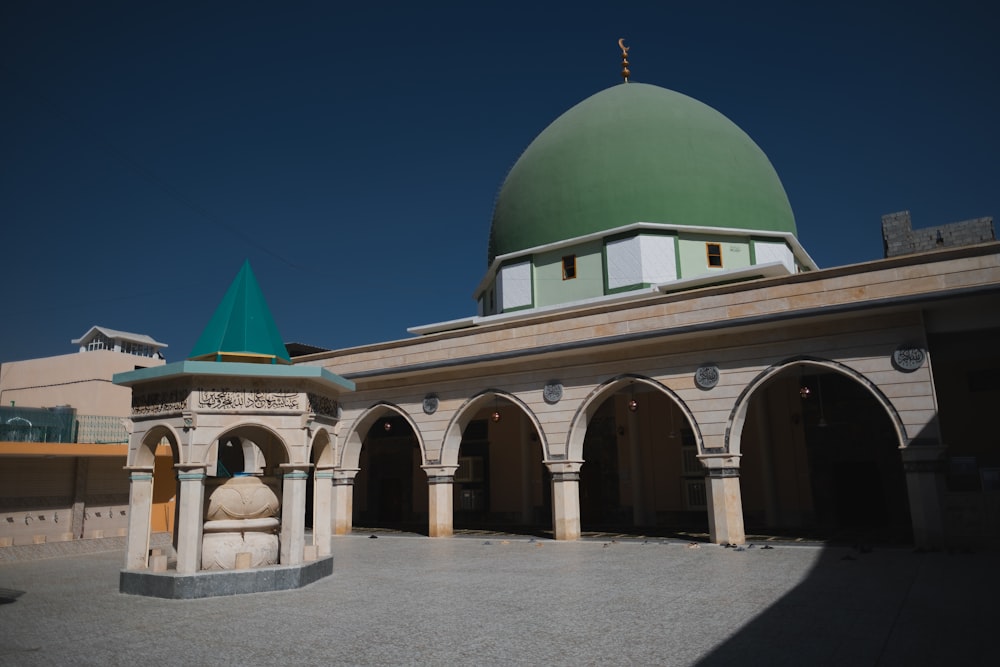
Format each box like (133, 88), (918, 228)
(2, 1), (997, 364)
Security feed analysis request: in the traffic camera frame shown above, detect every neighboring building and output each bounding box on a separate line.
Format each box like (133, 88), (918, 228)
(0, 327), (170, 547)
(108, 69), (999, 578)
(1, 325), (166, 418)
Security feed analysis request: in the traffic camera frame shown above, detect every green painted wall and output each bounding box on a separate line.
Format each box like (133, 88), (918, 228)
(534, 240), (604, 307)
(677, 234), (752, 279)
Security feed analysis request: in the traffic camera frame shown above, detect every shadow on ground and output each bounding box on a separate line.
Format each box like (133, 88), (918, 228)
(697, 544), (996, 665)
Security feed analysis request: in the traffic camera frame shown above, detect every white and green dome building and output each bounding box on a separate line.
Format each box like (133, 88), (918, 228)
(455, 82), (816, 324)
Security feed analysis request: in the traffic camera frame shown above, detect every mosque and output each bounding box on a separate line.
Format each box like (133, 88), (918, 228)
(113, 46), (999, 579)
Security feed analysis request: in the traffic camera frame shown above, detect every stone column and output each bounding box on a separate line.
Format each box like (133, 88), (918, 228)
(123, 467), (154, 570)
(422, 465), (459, 538)
(700, 454), (745, 545)
(312, 467), (334, 557)
(279, 464), (312, 565)
(332, 468), (359, 535)
(901, 444), (947, 550)
(548, 460), (583, 541)
(174, 465), (206, 574)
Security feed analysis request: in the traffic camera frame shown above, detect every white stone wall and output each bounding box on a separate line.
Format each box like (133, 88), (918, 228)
(753, 240), (794, 273)
(498, 260), (532, 310)
(606, 234), (677, 289)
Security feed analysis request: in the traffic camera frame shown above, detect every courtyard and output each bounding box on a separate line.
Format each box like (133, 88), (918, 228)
(0, 533), (994, 665)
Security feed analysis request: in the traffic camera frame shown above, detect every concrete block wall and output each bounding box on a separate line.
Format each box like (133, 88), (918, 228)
(0, 456), (129, 546)
(882, 210), (995, 258)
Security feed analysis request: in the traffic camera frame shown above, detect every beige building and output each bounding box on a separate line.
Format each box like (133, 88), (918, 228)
(0, 325), (166, 418)
(0, 327), (168, 547)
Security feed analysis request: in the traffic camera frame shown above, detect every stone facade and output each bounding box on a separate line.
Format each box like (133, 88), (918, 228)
(301, 242), (1000, 550)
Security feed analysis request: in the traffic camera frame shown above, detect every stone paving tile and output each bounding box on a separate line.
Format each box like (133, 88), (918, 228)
(0, 535), (996, 666)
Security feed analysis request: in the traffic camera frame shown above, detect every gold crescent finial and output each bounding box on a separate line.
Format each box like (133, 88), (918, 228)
(618, 38), (630, 83)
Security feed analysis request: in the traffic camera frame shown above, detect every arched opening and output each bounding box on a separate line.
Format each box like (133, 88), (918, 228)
(209, 425), (286, 479)
(578, 379), (708, 538)
(306, 429), (334, 531)
(353, 412), (427, 533)
(144, 427), (179, 537)
(738, 365), (911, 544)
(451, 394), (549, 535)
(201, 425), (288, 570)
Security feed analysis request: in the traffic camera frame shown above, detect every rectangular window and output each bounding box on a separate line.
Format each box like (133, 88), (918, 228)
(87, 334), (110, 352)
(562, 255), (577, 280)
(706, 243), (723, 267)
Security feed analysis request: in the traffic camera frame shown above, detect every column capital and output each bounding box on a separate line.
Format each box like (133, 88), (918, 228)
(333, 468), (360, 486)
(899, 443), (947, 463)
(421, 464), (459, 480)
(280, 463), (312, 480)
(544, 459), (583, 475)
(174, 463), (206, 482)
(697, 453), (742, 470)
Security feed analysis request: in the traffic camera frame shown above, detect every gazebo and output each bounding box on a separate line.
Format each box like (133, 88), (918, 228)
(114, 261), (354, 598)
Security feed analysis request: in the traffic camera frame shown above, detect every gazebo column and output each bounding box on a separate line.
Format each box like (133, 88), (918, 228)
(332, 468), (359, 535)
(123, 467), (154, 570)
(174, 465), (207, 573)
(423, 465), (459, 538)
(312, 467), (334, 557)
(701, 454), (746, 545)
(901, 444), (947, 550)
(280, 463), (312, 565)
(548, 460), (583, 541)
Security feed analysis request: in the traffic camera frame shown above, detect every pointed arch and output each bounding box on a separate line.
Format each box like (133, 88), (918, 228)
(566, 373), (703, 462)
(440, 389), (546, 467)
(725, 356), (908, 457)
(340, 402), (425, 470)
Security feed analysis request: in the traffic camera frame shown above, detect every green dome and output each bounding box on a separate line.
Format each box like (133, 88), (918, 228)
(488, 83), (795, 263)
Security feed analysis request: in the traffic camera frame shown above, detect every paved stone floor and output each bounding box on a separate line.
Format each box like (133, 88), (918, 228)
(0, 534), (995, 666)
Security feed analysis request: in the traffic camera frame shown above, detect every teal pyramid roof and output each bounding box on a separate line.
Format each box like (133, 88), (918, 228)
(189, 260), (291, 363)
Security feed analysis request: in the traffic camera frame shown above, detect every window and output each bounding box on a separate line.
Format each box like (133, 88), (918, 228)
(706, 243), (723, 267)
(87, 334), (111, 351)
(121, 340), (153, 357)
(455, 456), (485, 483)
(562, 255), (577, 280)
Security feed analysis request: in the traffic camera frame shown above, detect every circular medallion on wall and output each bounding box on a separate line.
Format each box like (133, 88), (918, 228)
(892, 344), (926, 372)
(694, 364), (720, 390)
(543, 382), (564, 404)
(422, 394), (439, 415)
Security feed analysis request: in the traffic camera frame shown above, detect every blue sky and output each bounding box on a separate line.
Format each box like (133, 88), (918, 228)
(2, 1), (997, 364)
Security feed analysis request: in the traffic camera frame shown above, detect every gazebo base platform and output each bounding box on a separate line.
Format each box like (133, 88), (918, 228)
(119, 556), (333, 599)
